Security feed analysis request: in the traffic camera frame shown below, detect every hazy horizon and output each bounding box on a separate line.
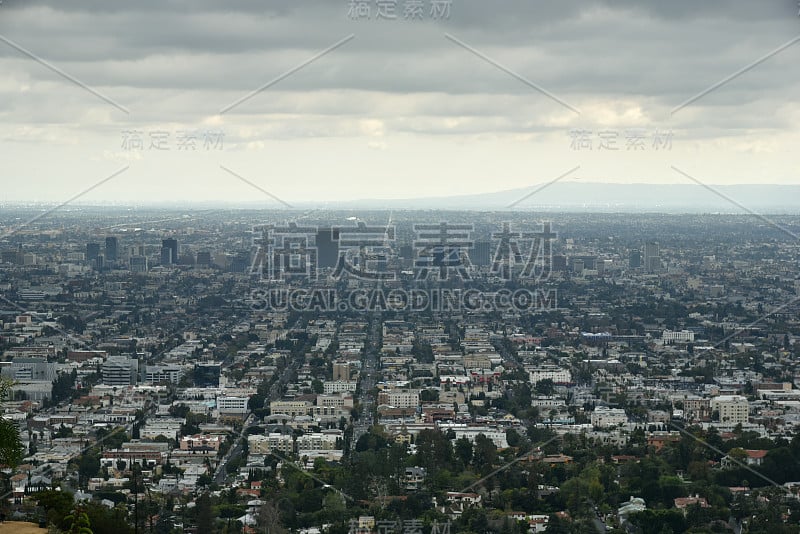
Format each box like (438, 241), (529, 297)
(3, 182), (800, 214)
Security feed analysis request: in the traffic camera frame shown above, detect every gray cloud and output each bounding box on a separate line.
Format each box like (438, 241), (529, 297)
(0, 0), (798, 202)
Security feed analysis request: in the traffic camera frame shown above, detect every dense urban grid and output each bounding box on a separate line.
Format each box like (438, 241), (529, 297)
(1, 208), (800, 533)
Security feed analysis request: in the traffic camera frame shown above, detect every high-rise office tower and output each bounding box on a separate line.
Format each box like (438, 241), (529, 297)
(231, 251), (251, 273)
(130, 256), (148, 273)
(86, 243), (101, 262)
(470, 241), (492, 267)
(629, 249), (641, 269)
(105, 237), (118, 262)
(162, 238), (178, 265)
(316, 228), (339, 268)
(644, 242), (660, 272)
(160, 247), (172, 266)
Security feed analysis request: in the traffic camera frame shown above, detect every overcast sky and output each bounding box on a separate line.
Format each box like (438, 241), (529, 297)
(0, 0), (799, 205)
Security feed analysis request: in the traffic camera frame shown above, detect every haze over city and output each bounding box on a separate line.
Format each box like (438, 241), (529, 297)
(3, 3), (800, 534)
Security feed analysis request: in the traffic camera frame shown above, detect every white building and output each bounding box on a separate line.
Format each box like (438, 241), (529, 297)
(531, 396), (566, 408)
(528, 367), (571, 385)
(442, 425), (509, 449)
(140, 418), (183, 440)
(144, 365), (184, 385)
(296, 430), (342, 452)
(591, 406), (628, 428)
(618, 497), (646, 524)
(316, 394), (354, 409)
(102, 356), (138, 386)
(323, 381), (358, 394)
(662, 330), (695, 344)
(270, 400), (312, 418)
(248, 433), (293, 455)
(378, 390), (420, 409)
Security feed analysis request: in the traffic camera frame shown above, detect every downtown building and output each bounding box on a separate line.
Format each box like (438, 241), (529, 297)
(102, 356), (138, 386)
(217, 395), (249, 418)
(144, 364), (184, 385)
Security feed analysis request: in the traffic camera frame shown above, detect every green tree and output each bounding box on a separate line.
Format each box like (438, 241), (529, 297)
(64, 505), (94, 534)
(506, 428), (524, 448)
(455, 436), (473, 466)
(0, 379), (24, 466)
(311, 379), (324, 394)
(248, 393), (266, 411)
(84, 502), (134, 534)
(419, 389), (439, 402)
(78, 452), (101, 487)
(534, 378), (555, 396)
(36, 489), (74, 527)
(95, 427), (127, 451)
(196, 492), (215, 533)
(414, 429), (453, 472)
(472, 434), (497, 476)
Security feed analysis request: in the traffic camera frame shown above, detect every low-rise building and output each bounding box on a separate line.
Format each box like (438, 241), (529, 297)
(591, 406), (628, 428)
(712, 395), (749, 425)
(180, 434), (221, 452)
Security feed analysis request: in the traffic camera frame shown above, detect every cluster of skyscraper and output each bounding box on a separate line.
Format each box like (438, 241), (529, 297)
(85, 237), (118, 271)
(629, 242), (661, 272)
(86, 237), (181, 272)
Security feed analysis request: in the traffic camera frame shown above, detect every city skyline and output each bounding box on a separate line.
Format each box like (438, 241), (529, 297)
(2, 3), (800, 532)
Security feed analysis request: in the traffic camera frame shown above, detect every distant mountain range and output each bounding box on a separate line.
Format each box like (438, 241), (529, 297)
(317, 183), (800, 212)
(6, 183), (800, 213)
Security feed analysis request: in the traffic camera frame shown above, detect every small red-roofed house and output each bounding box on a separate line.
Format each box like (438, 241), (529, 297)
(744, 449), (768, 466)
(674, 495), (709, 514)
(722, 449), (768, 468)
